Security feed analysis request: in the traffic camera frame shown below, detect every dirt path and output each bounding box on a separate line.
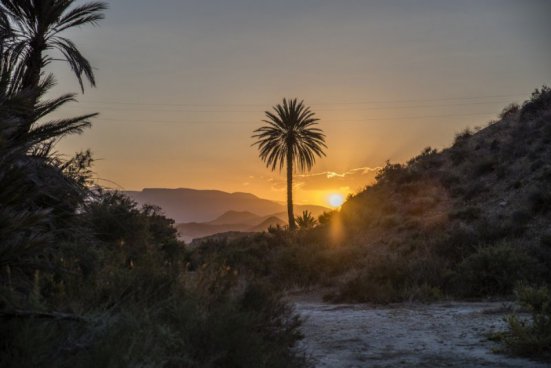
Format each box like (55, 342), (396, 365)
(294, 301), (548, 368)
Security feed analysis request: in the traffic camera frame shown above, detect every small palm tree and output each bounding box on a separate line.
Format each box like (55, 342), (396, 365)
(296, 210), (317, 230)
(253, 98), (326, 230)
(0, 0), (107, 93)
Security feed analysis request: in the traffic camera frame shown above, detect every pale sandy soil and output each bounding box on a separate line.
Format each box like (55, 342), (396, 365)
(294, 301), (549, 368)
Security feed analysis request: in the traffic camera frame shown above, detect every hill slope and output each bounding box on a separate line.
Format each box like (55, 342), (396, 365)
(331, 87), (551, 301)
(341, 87), (551, 246)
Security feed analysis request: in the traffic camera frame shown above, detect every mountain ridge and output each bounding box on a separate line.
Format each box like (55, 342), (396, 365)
(125, 187), (329, 225)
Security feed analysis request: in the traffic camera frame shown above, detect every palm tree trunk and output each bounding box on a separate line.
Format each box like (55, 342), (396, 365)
(287, 150), (296, 230)
(22, 38), (45, 93)
(18, 39), (45, 136)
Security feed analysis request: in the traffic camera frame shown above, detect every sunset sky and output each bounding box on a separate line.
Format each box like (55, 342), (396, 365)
(51, 0), (551, 207)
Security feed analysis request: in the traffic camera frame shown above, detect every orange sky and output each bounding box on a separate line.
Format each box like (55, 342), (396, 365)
(51, 1), (551, 207)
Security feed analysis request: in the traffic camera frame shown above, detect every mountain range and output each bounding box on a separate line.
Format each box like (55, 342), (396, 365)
(124, 188), (329, 242)
(175, 211), (287, 243)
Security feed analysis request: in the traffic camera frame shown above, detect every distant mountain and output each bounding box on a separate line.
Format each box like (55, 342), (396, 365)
(271, 204), (330, 221)
(125, 188), (282, 223)
(207, 210), (261, 225)
(175, 210), (287, 243)
(248, 216), (286, 232)
(125, 187), (329, 223)
(176, 222), (247, 242)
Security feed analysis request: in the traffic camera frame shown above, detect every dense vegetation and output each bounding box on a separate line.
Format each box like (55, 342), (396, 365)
(498, 284), (551, 359)
(0, 2), (307, 367)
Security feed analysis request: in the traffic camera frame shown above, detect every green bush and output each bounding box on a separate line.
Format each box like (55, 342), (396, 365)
(448, 206), (481, 222)
(333, 251), (448, 304)
(528, 184), (551, 214)
(501, 285), (551, 360)
(472, 159), (496, 176)
(1, 191), (309, 368)
(520, 86), (551, 121)
(1, 281), (307, 368)
(454, 243), (541, 297)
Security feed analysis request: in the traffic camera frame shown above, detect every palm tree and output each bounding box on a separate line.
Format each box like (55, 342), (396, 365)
(252, 98), (326, 230)
(0, 0), (107, 94)
(296, 210), (317, 230)
(1, 32), (97, 216)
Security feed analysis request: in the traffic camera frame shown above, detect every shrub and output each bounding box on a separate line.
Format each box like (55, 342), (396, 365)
(295, 211), (317, 230)
(454, 128), (473, 145)
(1, 281), (308, 368)
(520, 86), (551, 121)
(541, 231), (551, 247)
(375, 161), (415, 184)
(449, 147), (468, 165)
(449, 206), (481, 222)
(454, 243), (541, 297)
(528, 184), (551, 214)
(499, 103), (520, 120)
(333, 249), (448, 304)
(501, 285), (551, 360)
(472, 159), (496, 176)
(407, 147), (441, 170)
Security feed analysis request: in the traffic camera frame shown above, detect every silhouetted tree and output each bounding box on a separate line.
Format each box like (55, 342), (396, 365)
(0, 31), (97, 293)
(253, 98), (326, 230)
(0, 0), (107, 94)
(296, 210), (317, 230)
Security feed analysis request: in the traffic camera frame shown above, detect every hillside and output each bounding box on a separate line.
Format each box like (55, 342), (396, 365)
(331, 87), (551, 301)
(341, 87), (551, 247)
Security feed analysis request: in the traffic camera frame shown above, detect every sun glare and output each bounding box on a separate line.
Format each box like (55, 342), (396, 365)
(328, 193), (344, 208)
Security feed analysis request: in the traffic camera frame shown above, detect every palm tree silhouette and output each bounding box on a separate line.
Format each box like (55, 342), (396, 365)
(253, 98), (326, 230)
(0, 0), (107, 93)
(296, 210), (317, 230)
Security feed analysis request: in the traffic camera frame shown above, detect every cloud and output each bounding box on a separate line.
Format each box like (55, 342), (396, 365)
(292, 167), (381, 191)
(257, 166), (381, 193)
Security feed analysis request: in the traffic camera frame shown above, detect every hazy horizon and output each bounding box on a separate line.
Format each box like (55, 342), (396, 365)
(49, 0), (551, 207)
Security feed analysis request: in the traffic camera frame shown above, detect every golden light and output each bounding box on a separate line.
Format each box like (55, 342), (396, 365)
(327, 193), (345, 208)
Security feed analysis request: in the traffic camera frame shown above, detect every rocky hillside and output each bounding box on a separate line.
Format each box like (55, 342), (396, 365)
(329, 87), (551, 301)
(341, 87), (551, 248)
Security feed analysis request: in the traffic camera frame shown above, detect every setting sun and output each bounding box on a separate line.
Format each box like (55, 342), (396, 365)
(328, 193), (345, 208)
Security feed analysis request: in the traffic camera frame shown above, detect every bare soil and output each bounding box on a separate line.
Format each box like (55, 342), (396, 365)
(294, 300), (549, 368)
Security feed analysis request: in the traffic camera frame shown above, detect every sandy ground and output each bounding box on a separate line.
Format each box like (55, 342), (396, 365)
(294, 301), (549, 368)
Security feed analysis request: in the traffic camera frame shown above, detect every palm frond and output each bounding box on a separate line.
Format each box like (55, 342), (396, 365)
(0, 0), (106, 93)
(54, 2), (107, 33)
(26, 113), (96, 147)
(51, 36), (95, 91)
(252, 98), (326, 173)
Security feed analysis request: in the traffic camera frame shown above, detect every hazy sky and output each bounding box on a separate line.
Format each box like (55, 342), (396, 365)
(51, 0), (551, 206)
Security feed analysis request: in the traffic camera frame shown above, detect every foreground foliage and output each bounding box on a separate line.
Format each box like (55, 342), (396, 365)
(0, 4), (307, 364)
(1, 190), (308, 368)
(497, 285), (551, 360)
